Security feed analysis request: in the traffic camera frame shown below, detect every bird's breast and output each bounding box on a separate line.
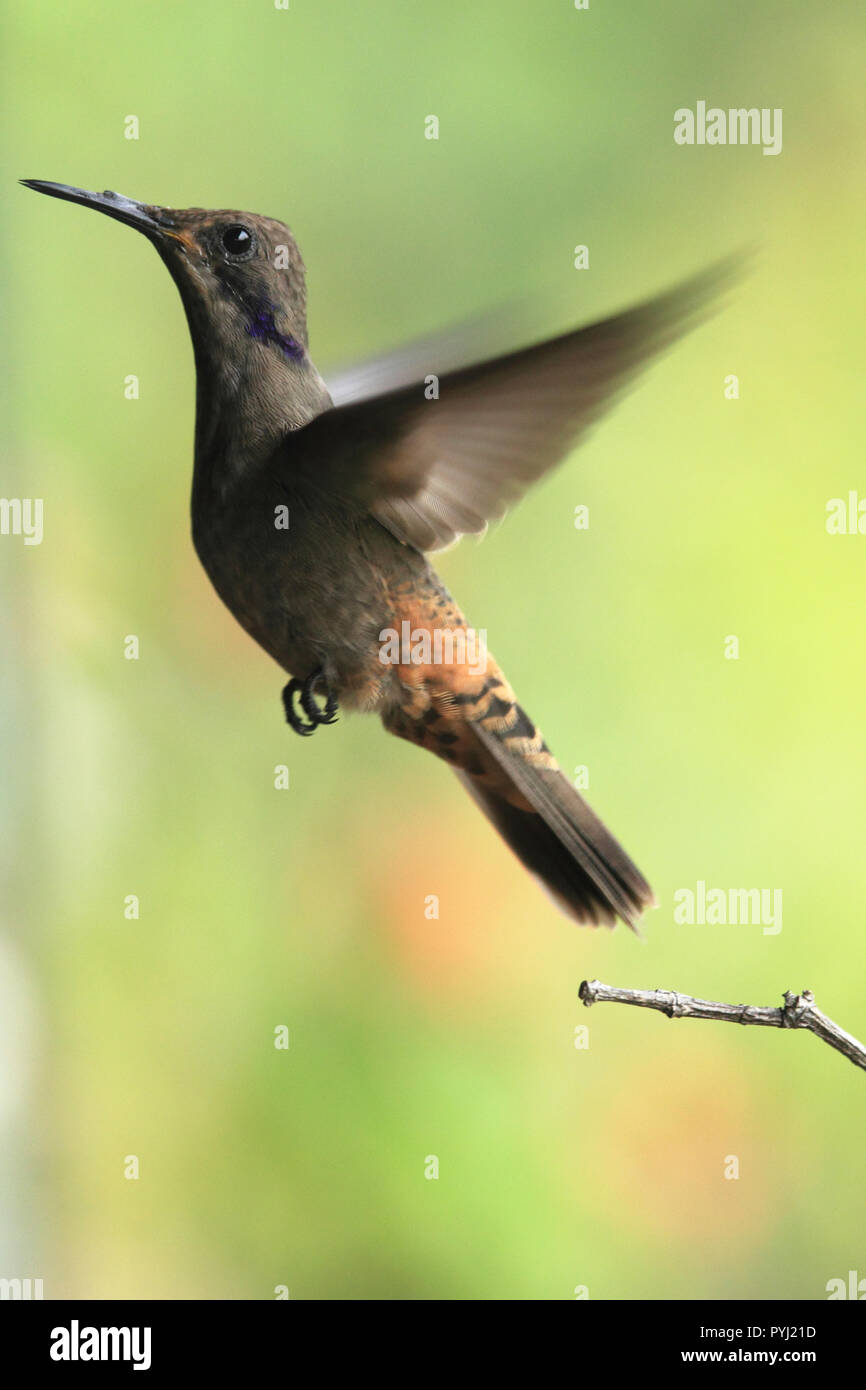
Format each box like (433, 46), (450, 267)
(191, 478), (419, 707)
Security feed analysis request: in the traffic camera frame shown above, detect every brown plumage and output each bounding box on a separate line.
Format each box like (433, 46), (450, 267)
(22, 179), (737, 931)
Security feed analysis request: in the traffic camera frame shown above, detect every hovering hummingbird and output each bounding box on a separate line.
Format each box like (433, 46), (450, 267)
(22, 179), (731, 931)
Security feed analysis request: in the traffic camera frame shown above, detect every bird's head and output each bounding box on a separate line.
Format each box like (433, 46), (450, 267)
(22, 180), (310, 359)
(21, 181), (328, 467)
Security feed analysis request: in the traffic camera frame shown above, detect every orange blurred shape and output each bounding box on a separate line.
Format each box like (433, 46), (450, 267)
(586, 1046), (775, 1248)
(367, 794), (545, 998)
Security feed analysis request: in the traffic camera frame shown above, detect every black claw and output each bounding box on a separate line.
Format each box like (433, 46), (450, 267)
(282, 678), (318, 736)
(282, 668), (339, 737)
(301, 670), (339, 726)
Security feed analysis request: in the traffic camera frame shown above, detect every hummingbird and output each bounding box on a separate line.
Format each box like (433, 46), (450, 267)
(22, 180), (731, 931)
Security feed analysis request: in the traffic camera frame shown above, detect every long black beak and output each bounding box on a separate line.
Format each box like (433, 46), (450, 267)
(20, 180), (170, 239)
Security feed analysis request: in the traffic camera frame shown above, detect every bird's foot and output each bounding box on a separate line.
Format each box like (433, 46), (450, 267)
(282, 668), (339, 737)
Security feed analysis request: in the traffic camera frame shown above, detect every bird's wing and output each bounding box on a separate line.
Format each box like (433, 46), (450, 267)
(283, 260), (738, 552)
(323, 300), (534, 409)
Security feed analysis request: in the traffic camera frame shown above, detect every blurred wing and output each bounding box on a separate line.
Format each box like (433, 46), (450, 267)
(286, 259), (739, 552)
(324, 300), (535, 408)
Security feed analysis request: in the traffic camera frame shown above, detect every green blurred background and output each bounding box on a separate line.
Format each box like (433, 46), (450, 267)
(2, 0), (864, 1299)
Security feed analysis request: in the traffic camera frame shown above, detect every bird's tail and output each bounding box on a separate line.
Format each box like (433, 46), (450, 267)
(385, 671), (655, 931)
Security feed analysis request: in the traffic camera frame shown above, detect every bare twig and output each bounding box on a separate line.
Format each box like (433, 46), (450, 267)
(578, 981), (866, 1073)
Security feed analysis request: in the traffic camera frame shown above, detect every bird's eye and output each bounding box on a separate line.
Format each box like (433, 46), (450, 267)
(221, 224), (256, 260)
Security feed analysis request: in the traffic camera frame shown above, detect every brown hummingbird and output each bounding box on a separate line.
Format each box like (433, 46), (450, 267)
(22, 180), (731, 931)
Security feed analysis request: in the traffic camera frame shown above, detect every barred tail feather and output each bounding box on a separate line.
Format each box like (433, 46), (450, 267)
(462, 716), (655, 930)
(383, 669), (655, 930)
